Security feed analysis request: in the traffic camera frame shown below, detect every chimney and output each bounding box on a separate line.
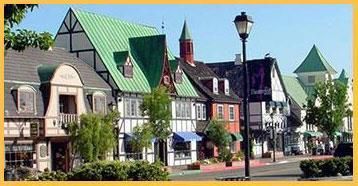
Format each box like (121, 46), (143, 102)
(179, 20), (195, 66)
(235, 54), (242, 65)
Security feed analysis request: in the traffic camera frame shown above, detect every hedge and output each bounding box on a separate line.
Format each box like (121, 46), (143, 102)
(26, 160), (169, 181)
(300, 157), (353, 178)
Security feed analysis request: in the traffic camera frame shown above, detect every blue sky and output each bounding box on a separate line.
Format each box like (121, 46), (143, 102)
(16, 4), (352, 76)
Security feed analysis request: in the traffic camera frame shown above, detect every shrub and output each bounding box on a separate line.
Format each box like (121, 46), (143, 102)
(218, 148), (233, 162)
(126, 161), (169, 181)
(300, 159), (320, 178)
(300, 157), (353, 178)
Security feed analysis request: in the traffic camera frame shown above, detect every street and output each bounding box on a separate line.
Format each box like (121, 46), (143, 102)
(170, 161), (302, 181)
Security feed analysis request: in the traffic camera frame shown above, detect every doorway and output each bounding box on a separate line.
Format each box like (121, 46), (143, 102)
(51, 142), (69, 172)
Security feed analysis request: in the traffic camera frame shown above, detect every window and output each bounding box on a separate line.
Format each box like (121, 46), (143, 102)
(224, 79), (230, 95)
(217, 105), (224, 120)
(174, 142), (191, 160)
(123, 57), (133, 78)
(93, 92), (106, 114)
(175, 66), (183, 84)
(176, 101), (191, 119)
(125, 98), (142, 117)
(17, 86), (36, 113)
(308, 76), (315, 83)
(125, 141), (142, 160)
(213, 78), (218, 94)
(229, 105), (235, 121)
(5, 144), (34, 168)
(196, 103), (207, 120)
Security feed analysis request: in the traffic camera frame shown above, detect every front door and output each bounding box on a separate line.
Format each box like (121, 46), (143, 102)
(51, 142), (69, 172)
(157, 140), (168, 166)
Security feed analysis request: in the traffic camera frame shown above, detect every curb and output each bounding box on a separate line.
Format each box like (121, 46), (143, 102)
(169, 170), (201, 177)
(298, 176), (352, 181)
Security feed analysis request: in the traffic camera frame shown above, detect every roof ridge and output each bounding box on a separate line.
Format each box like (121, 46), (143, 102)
(71, 7), (158, 30)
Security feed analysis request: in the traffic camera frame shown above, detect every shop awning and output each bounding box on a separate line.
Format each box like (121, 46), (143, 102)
(124, 133), (157, 143)
(231, 133), (243, 142)
(173, 132), (202, 142)
(303, 131), (323, 137)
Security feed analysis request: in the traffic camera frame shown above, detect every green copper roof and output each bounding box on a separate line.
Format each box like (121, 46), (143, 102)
(179, 20), (192, 40)
(282, 75), (308, 108)
(294, 45), (337, 74)
(336, 69), (349, 85)
(72, 8), (197, 97)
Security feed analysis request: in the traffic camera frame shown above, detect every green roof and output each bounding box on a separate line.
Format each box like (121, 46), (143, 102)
(282, 75), (308, 108)
(37, 64), (60, 82)
(72, 8), (197, 97)
(179, 20), (192, 40)
(336, 69), (349, 85)
(294, 45), (337, 74)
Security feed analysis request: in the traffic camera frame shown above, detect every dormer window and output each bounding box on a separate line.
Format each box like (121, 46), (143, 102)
(224, 79), (230, 95)
(17, 86), (36, 113)
(213, 78), (218, 94)
(175, 65), (183, 84)
(93, 92), (106, 114)
(123, 56), (133, 78)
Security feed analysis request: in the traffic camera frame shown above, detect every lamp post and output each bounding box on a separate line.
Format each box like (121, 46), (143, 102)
(234, 12), (254, 178)
(270, 112), (276, 162)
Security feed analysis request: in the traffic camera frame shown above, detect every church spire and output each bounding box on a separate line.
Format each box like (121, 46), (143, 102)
(179, 20), (194, 66)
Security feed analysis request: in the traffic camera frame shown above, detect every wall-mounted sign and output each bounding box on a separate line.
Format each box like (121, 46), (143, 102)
(30, 123), (39, 137)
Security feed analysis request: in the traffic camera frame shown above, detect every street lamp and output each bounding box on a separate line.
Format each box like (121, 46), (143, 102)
(269, 112), (277, 162)
(234, 12), (254, 178)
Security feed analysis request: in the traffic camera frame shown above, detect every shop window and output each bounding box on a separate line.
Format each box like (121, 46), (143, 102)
(124, 141), (142, 160)
(93, 92), (106, 114)
(17, 86), (36, 113)
(174, 142), (191, 160)
(5, 144), (34, 168)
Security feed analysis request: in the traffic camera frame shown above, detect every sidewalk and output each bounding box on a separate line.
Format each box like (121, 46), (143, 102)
(168, 154), (332, 176)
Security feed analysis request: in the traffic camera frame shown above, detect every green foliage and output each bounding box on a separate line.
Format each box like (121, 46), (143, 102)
(130, 123), (153, 153)
(304, 80), (349, 141)
(27, 170), (67, 181)
(5, 4), (54, 51)
(67, 111), (119, 163)
(218, 148), (233, 162)
(300, 157), (353, 178)
(67, 160), (168, 181)
(140, 86), (172, 140)
(206, 119), (231, 151)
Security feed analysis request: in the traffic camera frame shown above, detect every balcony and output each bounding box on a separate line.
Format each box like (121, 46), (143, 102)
(59, 113), (78, 126)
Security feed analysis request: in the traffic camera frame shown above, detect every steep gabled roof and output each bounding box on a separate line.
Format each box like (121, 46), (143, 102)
(179, 20), (192, 40)
(293, 45), (337, 74)
(71, 8), (197, 97)
(335, 69), (349, 85)
(282, 75), (308, 108)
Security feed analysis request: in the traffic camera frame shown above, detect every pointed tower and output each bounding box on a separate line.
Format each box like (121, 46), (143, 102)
(337, 69), (349, 85)
(179, 20), (194, 66)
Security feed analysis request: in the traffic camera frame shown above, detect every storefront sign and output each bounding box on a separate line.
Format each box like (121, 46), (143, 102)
(5, 144), (33, 152)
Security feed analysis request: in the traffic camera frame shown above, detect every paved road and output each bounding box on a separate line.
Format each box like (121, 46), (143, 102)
(170, 161), (302, 181)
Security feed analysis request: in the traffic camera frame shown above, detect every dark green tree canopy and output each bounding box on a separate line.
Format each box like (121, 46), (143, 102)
(5, 4), (53, 51)
(206, 119), (231, 151)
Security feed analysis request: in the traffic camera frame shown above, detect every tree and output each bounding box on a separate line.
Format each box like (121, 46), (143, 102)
(5, 4), (53, 51)
(304, 80), (349, 144)
(130, 123), (153, 160)
(66, 111), (119, 165)
(140, 86), (172, 162)
(206, 119), (231, 153)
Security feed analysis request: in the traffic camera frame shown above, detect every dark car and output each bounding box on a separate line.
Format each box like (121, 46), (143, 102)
(333, 142), (353, 157)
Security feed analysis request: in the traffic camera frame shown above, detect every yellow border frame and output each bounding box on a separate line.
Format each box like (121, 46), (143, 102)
(1, 1), (357, 186)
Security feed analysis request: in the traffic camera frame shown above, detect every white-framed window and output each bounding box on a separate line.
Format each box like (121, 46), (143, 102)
(229, 105), (235, 121)
(93, 92), (106, 114)
(17, 86), (36, 113)
(196, 103), (207, 120)
(176, 101), (191, 119)
(125, 98), (142, 117)
(213, 78), (218, 94)
(224, 79), (230, 95)
(217, 104), (224, 120)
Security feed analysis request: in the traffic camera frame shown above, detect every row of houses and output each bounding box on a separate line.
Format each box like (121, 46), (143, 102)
(4, 8), (353, 172)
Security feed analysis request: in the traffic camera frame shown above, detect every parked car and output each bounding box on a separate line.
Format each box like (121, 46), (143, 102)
(333, 142), (353, 157)
(290, 144), (304, 155)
